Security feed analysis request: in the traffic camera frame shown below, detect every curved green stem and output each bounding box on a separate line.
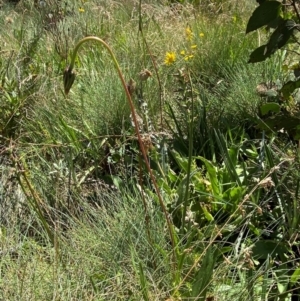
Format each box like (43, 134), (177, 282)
(64, 36), (176, 259)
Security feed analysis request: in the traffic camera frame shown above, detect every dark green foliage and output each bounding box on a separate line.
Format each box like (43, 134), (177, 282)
(246, 1), (300, 141)
(267, 19), (295, 51)
(242, 3), (300, 291)
(248, 44), (272, 63)
(248, 19), (295, 63)
(246, 1), (282, 34)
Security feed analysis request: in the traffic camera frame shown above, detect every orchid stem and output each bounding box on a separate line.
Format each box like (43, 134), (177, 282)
(65, 36), (177, 268)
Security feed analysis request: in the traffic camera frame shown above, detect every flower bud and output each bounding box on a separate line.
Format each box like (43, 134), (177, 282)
(63, 66), (76, 95)
(139, 69), (152, 81)
(127, 78), (136, 97)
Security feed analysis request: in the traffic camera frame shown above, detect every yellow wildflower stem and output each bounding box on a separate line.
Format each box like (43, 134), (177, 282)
(65, 36), (176, 252)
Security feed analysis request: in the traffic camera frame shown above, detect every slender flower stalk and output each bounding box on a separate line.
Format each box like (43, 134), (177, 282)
(63, 36), (176, 252)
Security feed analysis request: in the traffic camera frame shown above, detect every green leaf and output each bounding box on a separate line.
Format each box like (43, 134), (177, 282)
(201, 205), (214, 222)
(248, 44), (271, 63)
(170, 150), (189, 172)
(197, 156), (220, 197)
(249, 19), (295, 64)
(277, 282), (286, 294)
(280, 78), (300, 99)
(257, 112), (300, 140)
(252, 240), (290, 260)
(260, 102), (281, 115)
(266, 16), (283, 30)
(265, 19), (295, 55)
(223, 186), (246, 208)
(246, 1), (282, 34)
(290, 267), (300, 285)
(191, 245), (217, 299)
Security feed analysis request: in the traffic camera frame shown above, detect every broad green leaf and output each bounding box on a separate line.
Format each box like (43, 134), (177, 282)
(290, 267), (300, 285)
(191, 245), (217, 299)
(243, 148), (258, 159)
(228, 146), (238, 167)
(280, 78), (300, 99)
(266, 15), (283, 30)
(246, 1), (281, 34)
(260, 102), (281, 115)
(168, 169), (178, 183)
(223, 186), (245, 208)
(190, 202), (214, 221)
(197, 156), (220, 197)
(252, 240), (290, 260)
(277, 282), (286, 294)
(201, 205), (214, 222)
(110, 175), (124, 190)
(170, 150), (189, 172)
(248, 44), (271, 63)
(249, 223), (262, 236)
(256, 112), (300, 140)
(265, 19), (295, 55)
(249, 19), (294, 64)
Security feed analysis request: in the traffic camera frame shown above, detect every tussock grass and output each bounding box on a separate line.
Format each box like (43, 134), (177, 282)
(0, 190), (171, 301)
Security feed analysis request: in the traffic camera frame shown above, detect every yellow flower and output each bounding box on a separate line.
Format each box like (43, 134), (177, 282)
(79, 7), (85, 12)
(191, 45), (197, 49)
(164, 52), (176, 65)
(232, 16), (237, 23)
(180, 50), (186, 55)
(184, 54), (194, 61)
(185, 26), (193, 41)
(199, 32), (205, 38)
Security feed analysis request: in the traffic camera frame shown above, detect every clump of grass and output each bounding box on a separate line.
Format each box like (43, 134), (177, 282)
(0, 188), (172, 300)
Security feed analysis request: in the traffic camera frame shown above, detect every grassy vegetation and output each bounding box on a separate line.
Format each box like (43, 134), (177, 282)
(0, 0), (300, 300)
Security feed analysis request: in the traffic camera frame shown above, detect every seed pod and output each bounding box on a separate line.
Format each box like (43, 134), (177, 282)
(63, 66), (76, 95)
(127, 78), (136, 97)
(138, 69), (152, 81)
